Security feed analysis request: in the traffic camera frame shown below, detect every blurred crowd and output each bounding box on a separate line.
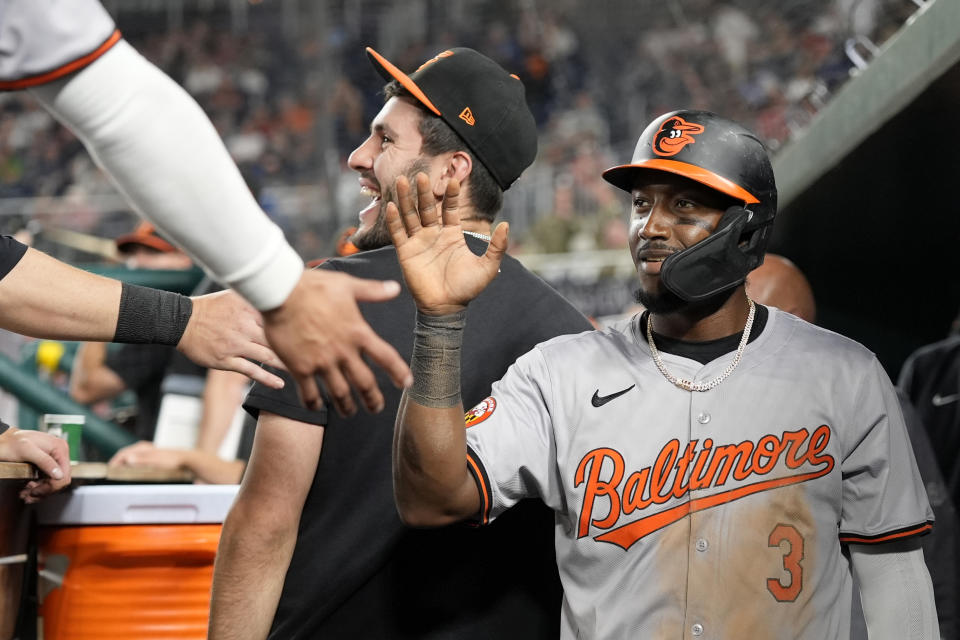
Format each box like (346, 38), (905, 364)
(0, 0), (917, 259)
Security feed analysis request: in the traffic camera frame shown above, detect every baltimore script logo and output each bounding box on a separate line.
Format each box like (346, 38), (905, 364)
(652, 115), (705, 157)
(574, 425), (835, 550)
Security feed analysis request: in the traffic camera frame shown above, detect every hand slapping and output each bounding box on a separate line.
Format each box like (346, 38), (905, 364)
(386, 174), (508, 316)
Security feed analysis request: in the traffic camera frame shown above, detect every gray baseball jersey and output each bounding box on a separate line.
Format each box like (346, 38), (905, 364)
(464, 307), (933, 639)
(0, 0), (118, 90)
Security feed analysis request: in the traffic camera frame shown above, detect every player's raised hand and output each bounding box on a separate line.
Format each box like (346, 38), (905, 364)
(262, 270), (413, 415)
(387, 173), (508, 316)
(178, 290), (286, 389)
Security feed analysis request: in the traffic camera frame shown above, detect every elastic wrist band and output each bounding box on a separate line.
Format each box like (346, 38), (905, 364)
(113, 282), (193, 345)
(409, 310), (467, 408)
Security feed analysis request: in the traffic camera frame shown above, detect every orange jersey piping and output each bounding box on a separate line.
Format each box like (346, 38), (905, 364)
(466, 448), (492, 525)
(839, 521), (934, 545)
(0, 30), (122, 91)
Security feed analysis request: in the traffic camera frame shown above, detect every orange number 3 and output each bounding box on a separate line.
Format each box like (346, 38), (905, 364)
(767, 523), (804, 602)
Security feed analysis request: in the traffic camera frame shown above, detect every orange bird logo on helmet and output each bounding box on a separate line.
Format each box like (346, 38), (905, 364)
(652, 116), (705, 156)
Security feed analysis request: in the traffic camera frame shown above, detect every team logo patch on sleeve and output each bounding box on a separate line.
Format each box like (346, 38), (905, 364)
(464, 397), (496, 428)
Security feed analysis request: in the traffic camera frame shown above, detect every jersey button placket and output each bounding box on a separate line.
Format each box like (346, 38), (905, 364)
(688, 397), (716, 640)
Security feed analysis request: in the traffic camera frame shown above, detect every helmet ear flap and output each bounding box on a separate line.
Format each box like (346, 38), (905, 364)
(660, 207), (752, 302)
(743, 227), (768, 271)
(721, 204), (773, 273)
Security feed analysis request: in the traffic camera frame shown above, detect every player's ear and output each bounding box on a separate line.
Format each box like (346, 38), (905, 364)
(432, 151), (471, 199)
(449, 150), (472, 181)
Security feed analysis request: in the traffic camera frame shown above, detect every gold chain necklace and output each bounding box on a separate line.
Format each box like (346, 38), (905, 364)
(645, 298), (756, 392)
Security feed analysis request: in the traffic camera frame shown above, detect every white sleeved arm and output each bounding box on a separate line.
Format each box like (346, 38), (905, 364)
(850, 540), (940, 640)
(28, 39), (304, 311)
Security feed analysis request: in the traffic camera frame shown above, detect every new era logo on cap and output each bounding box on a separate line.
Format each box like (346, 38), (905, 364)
(459, 107), (475, 126)
(365, 46), (538, 190)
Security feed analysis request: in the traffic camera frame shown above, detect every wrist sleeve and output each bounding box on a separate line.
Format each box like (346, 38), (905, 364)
(113, 283), (192, 346)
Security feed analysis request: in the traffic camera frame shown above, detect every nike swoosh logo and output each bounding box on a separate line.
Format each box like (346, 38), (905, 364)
(591, 385), (636, 407)
(932, 393), (959, 407)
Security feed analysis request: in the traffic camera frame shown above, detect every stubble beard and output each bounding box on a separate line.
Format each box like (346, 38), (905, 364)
(633, 281), (736, 316)
(633, 284), (688, 314)
(351, 158), (432, 252)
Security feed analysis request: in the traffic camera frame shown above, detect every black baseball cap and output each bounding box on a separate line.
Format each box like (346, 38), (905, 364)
(366, 46), (537, 190)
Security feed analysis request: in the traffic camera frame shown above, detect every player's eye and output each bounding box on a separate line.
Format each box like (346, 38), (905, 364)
(380, 135), (392, 147)
(633, 197), (650, 210)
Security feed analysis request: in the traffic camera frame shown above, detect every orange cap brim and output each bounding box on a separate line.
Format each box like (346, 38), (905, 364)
(115, 233), (178, 253)
(603, 158), (759, 204)
(366, 47), (442, 116)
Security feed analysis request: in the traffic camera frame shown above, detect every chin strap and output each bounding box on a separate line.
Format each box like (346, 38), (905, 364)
(660, 206), (764, 302)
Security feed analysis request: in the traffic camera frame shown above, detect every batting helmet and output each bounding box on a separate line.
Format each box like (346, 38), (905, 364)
(603, 110), (777, 302)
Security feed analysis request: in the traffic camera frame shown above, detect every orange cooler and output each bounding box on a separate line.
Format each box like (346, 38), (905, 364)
(36, 485), (239, 640)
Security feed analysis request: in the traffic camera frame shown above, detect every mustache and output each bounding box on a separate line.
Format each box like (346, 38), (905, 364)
(361, 172), (382, 193)
(637, 241), (675, 252)
(636, 242), (678, 257)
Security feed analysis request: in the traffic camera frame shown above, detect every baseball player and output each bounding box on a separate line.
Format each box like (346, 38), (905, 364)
(388, 110), (939, 639)
(0, 0), (411, 414)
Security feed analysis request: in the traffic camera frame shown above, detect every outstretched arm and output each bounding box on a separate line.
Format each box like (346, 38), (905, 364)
(0, 247), (123, 342)
(388, 175), (505, 526)
(0, 247), (285, 388)
(29, 40), (411, 413)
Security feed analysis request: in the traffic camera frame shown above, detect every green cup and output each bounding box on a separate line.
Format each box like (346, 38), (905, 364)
(43, 414), (86, 462)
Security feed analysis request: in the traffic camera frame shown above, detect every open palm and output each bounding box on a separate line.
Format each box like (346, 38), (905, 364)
(387, 174), (508, 316)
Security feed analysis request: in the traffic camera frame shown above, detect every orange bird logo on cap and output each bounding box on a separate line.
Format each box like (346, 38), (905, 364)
(652, 116), (705, 156)
(416, 50), (455, 72)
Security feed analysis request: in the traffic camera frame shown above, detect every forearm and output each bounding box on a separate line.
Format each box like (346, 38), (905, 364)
(29, 40), (303, 311)
(181, 450), (245, 485)
(69, 341), (125, 404)
(851, 541), (939, 640)
(209, 500), (294, 639)
(393, 311), (480, 526)
(0, 248), (194, 352)
(0, 248), (121, 341)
